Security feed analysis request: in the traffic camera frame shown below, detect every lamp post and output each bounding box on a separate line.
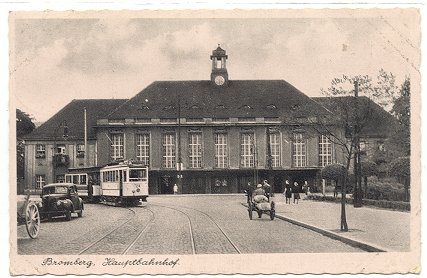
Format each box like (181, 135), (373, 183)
(52, 120), (68, 183)
(177, 93), (183, 194)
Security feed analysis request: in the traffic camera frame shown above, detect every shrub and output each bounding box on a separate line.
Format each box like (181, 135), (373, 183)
(361, 161), (378, 177)
(389, 157), (410, 178)
(321, 164), (347, 181)
(365, 180), (406, 201)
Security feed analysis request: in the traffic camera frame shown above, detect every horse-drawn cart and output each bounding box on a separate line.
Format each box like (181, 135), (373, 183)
(246, 187), (275, 220)
(17, 194), (41, 239)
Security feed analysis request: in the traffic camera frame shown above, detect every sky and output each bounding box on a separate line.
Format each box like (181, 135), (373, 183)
(10, 9), (420, 123)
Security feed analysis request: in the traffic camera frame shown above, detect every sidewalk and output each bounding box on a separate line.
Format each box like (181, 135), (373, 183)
(270, 196), (410, 252)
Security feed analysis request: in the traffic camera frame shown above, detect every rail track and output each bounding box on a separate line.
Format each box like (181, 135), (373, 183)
(78, 206), (155, 255)
(151, 203), (241, 254)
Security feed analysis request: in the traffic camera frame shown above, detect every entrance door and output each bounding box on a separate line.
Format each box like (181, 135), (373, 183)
(160, 176), (174, 194)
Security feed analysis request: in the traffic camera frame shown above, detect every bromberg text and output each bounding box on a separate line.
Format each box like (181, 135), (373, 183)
(41, 258), (94, 268)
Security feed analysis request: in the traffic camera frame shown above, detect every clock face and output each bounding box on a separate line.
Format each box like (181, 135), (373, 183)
(214, 75), (225, 86)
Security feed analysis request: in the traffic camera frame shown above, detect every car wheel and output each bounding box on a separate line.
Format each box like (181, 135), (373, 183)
(65, 211), (72, 221)
(77, 210), (83, 217)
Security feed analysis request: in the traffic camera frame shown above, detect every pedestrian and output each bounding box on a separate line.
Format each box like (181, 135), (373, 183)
(173, 183), (178, 194)
(246, 181), (254, 203)
(293, 181), (300, 204)
(304, 180), (310, 195)
(262, 180), (271, 198)
(283, 180), (292, 204)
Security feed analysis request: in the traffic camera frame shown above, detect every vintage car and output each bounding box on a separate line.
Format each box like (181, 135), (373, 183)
(41, 183), (84, 221)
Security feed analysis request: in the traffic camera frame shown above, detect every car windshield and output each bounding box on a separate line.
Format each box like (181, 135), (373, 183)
(43, 186), (68, 195)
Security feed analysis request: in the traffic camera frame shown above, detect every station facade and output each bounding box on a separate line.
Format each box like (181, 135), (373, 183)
(23, 46), (393, 194)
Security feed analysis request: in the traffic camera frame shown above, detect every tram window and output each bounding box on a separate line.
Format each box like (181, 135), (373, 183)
(73, 175), (79, 184)
(80, 175), (87, 185)
(129, 169), (146, 181)
(123, 171), (127, 182)
(66, 175), (72, 183)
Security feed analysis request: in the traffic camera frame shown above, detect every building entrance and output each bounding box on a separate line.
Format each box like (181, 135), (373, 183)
(159, 176), (174, 194)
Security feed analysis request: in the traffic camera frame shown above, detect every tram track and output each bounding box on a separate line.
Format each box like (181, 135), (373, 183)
(151, 203), (240, 254)
(78, 206), (155, 255)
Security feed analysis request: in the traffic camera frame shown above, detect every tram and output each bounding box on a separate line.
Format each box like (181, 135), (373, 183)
(65, 166), (102, 203)
(100, 161), (149, 206)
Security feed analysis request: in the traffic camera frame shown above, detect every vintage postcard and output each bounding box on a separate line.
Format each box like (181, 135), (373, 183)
(9, 8), (421, 275)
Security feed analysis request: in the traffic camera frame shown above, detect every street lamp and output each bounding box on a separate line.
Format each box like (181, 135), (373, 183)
(52, 120), (69, 183)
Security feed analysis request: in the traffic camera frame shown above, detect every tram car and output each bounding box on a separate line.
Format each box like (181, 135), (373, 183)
(65, 166), (101, 203)
(100, 162), (149, 206)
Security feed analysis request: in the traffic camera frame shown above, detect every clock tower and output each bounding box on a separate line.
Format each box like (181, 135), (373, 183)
(210, 44), (228, 87)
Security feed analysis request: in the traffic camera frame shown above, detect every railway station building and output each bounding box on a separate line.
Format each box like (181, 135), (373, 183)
(22, 46), (396, 195)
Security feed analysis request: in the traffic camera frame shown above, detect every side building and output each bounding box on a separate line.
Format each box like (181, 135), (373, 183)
(22, 99), (127, 191)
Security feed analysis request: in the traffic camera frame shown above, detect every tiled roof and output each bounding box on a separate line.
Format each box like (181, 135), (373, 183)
(313, 96), (398, 137)
(24, 99), (127, 140)
(107, 80), (329, 120)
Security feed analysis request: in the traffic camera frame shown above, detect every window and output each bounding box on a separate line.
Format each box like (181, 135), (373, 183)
(35, 144), (46, 158)
(360, 141), (368, 155)
(241, 133), (255, 168)
(162, 134), (176, 168)
(129, 169), (147, 181)
(77, 144), (85, 158)
(56, 144), (66, 154)
(215, 133), (228, 168)
(268, 132), (280, 167)
(189, 133), (202, 168)
(35, 175), (45, 189)
(56, 175), (65, 183)
(111, 133), (124, 160)
(136, 134), (150, 166)
(292, 133), (307, 167)
(319, 135), (333, 167)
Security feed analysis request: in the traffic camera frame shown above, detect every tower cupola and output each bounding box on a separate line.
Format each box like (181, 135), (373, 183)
(210, 44), (228, 87)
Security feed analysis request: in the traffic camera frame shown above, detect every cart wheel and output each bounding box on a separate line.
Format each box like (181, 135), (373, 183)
(25, 202), (40, 239)
(270, 201), (276, 220)
(248, 203), (253, 220)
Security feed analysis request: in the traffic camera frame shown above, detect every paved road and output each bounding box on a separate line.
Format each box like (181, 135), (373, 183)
(17, 195), (364, 254)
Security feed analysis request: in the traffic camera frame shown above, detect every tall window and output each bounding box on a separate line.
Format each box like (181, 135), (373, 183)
(215, 133), (228, 168)
(35, 175), (45, 189)
(111, 133), (124, 160)
(76, 144), (85, 158)
(35, 144), (46, 158)
(162, 134), (176, 168)
(241, 133), (255, 168)
(319, 135), (333, 167)
(269, 132), (281, 167)
(189, 133), (202, 168)
(136, 134), (150, 166)
(292, 133), (307, 167)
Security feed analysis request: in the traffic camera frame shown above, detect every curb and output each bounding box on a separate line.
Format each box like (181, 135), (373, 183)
(241, 203), (389, 253)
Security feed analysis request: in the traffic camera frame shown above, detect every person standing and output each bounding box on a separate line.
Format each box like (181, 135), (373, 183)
(283, 180), (292, 204)
(246, 181), (254, 203)
(304, 180), (310, 195)
(293, 181), (300, 204)
(173, 183), (178, 194)
(262, 180), (272, 198)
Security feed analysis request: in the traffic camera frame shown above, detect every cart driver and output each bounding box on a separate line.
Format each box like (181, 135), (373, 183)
(252, 184), (268, 203)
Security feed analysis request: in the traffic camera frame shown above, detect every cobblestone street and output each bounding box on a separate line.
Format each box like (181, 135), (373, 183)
(17, 195), (364, 254)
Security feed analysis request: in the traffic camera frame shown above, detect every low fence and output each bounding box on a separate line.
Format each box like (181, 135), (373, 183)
(306, 194), (410, 211)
